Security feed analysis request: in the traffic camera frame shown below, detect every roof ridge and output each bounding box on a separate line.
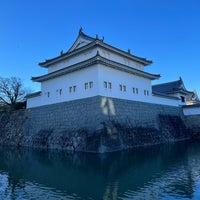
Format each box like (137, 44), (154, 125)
(67, 28), (96, 53)
(39, 29), (153, 67)
(78, 28), (96, 41)
(98, 40), (152, 65)
(74, 29), (152, 64)
(39, 39), (97, 66)
(153, 79), (180, 87)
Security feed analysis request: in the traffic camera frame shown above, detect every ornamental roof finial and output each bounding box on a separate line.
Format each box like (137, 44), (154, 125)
(79, 27), (83, 34)
(96, 34), (99, 39)
(128, 49), (131, 54)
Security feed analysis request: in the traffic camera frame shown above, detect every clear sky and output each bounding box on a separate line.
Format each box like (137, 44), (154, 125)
(0, 0), (200, 94)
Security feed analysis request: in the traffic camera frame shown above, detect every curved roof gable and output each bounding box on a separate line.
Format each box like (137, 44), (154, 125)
(152, 77), (192, 95)
(39, 29), (152, 67)
(68, 28), (95, 52)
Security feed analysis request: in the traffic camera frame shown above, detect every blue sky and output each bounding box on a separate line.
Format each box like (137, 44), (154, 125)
(0, 0), (200, 94)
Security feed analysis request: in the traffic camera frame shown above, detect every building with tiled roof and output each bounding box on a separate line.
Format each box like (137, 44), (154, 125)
(152, 77), (195, 105)
(26, 29), (192, 108)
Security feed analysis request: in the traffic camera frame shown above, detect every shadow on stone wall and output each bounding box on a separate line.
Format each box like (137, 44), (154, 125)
(0, 110), (191, 153)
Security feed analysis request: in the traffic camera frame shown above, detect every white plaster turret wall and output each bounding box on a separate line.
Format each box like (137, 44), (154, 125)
(47, 47), (145, 74)
(27, 64), (179, 108)
(48, 49), (96, 73)
(98, 48), (144, 71)
(97, 64), (151, 102)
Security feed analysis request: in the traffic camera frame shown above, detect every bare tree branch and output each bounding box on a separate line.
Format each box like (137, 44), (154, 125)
(0, 77), (26, 107)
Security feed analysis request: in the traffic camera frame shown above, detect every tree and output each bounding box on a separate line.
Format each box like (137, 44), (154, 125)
(0, 77), (26, 109)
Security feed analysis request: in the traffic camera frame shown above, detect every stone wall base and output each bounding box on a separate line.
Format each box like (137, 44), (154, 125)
(0, 96), (191, 153)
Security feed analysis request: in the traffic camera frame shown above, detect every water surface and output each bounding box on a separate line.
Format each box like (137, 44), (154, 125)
(0, 141), (200, 199)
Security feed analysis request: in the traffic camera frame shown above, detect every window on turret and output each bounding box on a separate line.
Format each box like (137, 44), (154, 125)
(133, 87), (139, 94)
(89, 81), (93, 88)
(85, 82), (93, 90)
(69, 86), (73, 93)
(47, 92), (50, 97)
(69, 86), (76, 93)
(85, 83), (88, 90)
(56, 89), (63, 95)
(104, 81), (108, 88)
(123, 85), (126, 92)
(104, 81), (112, 89)
(108, 82), (112, 89)
(120, 84), (126, 92)
(144, 89), (149, 96)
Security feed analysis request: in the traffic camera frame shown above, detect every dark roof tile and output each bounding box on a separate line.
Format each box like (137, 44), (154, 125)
(152, 77), (192, 95)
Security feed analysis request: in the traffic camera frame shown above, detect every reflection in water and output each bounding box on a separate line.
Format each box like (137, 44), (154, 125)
(0, 141), (200, 199)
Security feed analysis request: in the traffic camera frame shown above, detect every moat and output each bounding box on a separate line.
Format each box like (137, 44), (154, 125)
(0, 140), (200, 199)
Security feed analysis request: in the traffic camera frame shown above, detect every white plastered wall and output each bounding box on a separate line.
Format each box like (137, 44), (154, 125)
(48, 49), (96, 73)
(27, 65), (99, 108)
(98, 48), (144, 71)
(47, 46), (145, 74)
(27, 64), (180, 108)
(97, 64), (152, 103)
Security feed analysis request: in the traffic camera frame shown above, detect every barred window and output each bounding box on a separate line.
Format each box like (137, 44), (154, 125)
(89, 81), (93, 88)
(108, 82), (112, 89)
(144, 89), (149, 96)
(104, 81), (108, 88)
(85, 83), (88, 90)
(119, 84), (123, 91)
(123, 85), (126, 92)
(69, 86), (73, 93)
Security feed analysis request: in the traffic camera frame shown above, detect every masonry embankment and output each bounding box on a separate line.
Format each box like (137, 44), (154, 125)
(0, 96), (191, 153)
(184, 115), (200, 139)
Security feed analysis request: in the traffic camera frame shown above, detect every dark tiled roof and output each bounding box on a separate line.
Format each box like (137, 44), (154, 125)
(38, 29), (152, 67)
(67, 28), (96, 52)
(152, 91), (179, 100)
(152, 78), (192, 95)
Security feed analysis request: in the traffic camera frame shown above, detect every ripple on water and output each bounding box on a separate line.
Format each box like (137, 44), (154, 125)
(119, 164), (199, 200)
(1, 141), (200, 200)
(1, 180), (81, 200)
